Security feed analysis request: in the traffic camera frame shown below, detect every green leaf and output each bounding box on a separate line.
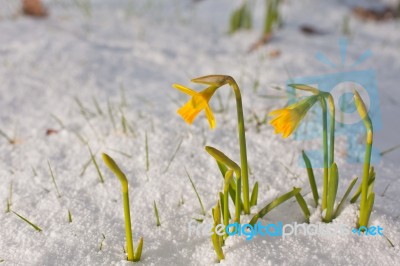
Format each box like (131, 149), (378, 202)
(325, 163), (339, 222)
(217, 160), (241, 209)
(133, 237), (144, 262)
(229, 3), (253, 34)
(153, 201), (161, 227)
(334, 177), (358, 218)
(205, 146), (241, 177)
(295, 192), (310, 222)
(250, 181), (259, 207)
(302, 151), (319, 206)
(211, 202), (224, 262)
(350, 167), (375, 203)
(68, 210), (73, 223)
(249, 187), (301, 226)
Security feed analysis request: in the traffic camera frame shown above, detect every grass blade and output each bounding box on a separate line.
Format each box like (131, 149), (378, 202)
(80, 156), (94, 177)
(153, 201), (161, 226)
(108, 100), (116, 130)
(380, 144), (400, 157)
(92, 97), (103, 116)
(48, 161), (62, 198)
(0, 129), (13, 143)
(302, 151), (319, 206)
(249, 187), (301, 226)
(185, 167), (206, 216)
(50, 113), (65, 129)
(145, 132), (149, 171)
(334, 176), (358, 218)
(12, 211), (42, 232)
(5, 182), (13, 213)
(163, 137), (183, 173)
(88, 145), (104, 183)
(68, 210), (73, 223)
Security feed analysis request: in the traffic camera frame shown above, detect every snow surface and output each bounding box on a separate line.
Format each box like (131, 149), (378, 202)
(0, 0), (399, 265)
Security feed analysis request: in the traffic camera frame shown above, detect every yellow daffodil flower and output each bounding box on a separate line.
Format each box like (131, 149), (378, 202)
(172, 83), (218, 129)
(269, 95), (319, 138)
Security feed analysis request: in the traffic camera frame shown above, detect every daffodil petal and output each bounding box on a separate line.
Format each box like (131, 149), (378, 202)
(268, 109), (284, 117)
(172, 84), (197, 96)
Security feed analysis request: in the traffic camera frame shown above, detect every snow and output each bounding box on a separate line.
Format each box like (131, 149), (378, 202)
(0, 0), (399, 265)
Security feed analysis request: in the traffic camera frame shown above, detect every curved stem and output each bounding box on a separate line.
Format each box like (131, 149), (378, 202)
(102, 154), (134, 261)
(228, 79), (250, 214)
(320, 97), (329, 210)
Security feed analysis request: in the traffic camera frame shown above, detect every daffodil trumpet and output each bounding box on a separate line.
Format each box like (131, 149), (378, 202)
(173, 75), (251, 214)
(353, 90), (374, 228)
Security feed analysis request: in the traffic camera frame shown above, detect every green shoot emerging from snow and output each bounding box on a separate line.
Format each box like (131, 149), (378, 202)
(102, 153), (143, 262)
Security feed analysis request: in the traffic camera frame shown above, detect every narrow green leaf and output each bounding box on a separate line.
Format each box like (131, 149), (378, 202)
(217, 160), (238, 206)
(211, 202), (224, 262)
(250, 181), (259, 207)
(48, 161), (62, 198)
(88, 145), (104, 183)
(50, 113), (65, 129)
(295, 193), (310, 222)
(325, 163), (339, 222)
(68, 210), (73, 223)
(153, 201), (161, 227)
(163, 138), (183, 173)
(145, 132), (150, 171)
(350, 167), (375, 203)
(334, 177), (358, 218)
(12, 211), (42, 232)
(383, 234), (395, 248)
(302, 150), (319, 206)
(99, 233), (106, 251)
(0, 128), (13, 143)
(133, 237), (144, 262)
(380, 144), (400, 156)
(205, 146), (241, 177)
(364, 193), (375, 227)
(107, 100), (116, 130)
(185, 167), (206, 216)
(249, 187), (301, 226)
(92, 97), (103, 116)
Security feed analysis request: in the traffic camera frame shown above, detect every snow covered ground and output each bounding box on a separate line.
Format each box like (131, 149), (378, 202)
(0, 0), (399, 265)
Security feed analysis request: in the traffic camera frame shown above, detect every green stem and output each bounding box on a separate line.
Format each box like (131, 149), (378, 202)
(122, 187), (134, 261)
(102, 154), (134, 261)
(327, 94), (335, 166)
(228, 79), (250, 214)
(359, 130), (373, 227)
(320, 97), (329, 210)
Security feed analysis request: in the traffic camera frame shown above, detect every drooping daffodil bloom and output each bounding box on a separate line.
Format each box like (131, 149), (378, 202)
(172, 83), (219, 129)
(269, 95), (319, 138)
